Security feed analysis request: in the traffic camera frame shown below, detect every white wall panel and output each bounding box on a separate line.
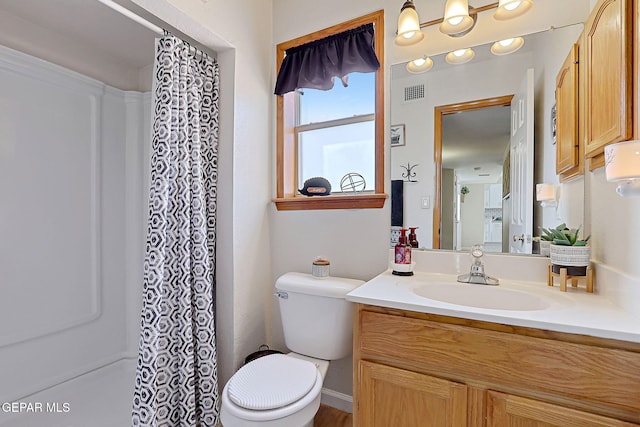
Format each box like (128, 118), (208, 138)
(0, 47), (101, 348)
(0, 45), (149, 403)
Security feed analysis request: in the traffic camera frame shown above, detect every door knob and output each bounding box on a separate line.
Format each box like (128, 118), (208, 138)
(512, 234), (525, 242)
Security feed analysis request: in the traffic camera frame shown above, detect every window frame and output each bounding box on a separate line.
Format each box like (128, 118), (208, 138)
(274, 10), (386, 211)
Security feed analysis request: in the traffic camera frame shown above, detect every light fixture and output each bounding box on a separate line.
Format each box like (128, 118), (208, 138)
(536, 183), (557, 207)
(395, 0), (425, 46)
(407, 56), (434, 73)
(440, 0), (474, 36)
(491, 37), (525, 55)
(494, 0), (533, 20)
(395, 0), (534, 47)
(445, 48), (475, 65)
(605, 140), (640, 197)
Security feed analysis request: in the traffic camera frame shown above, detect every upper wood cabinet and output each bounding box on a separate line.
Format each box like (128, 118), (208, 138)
(556, 43), (580, 175)
(584, 0), (633, 164)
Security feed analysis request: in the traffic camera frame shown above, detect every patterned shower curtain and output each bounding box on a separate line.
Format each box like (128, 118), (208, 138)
(132, 35), (220, 427)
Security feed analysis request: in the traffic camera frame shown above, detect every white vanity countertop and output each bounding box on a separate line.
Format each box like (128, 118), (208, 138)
(346, 270), (640, 344)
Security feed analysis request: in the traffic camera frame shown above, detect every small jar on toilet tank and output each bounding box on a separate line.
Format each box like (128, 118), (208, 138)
(312, 257), (330, 278)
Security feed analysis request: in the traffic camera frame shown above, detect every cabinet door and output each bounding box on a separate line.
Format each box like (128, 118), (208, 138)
(584, 0), (632, 160)
(487, 391), (639, 427)
(490, 184), (502, 208)
(484, 186), (490, 208)
(357, 360), (467, 427)
(555, 43), (579, 174)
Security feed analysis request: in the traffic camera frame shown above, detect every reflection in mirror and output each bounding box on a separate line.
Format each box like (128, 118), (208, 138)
(390, 24), (585, 255)
(440, 103), (511, 252)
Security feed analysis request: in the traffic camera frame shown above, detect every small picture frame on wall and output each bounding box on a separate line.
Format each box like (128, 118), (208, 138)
(391, 124), (405, 147)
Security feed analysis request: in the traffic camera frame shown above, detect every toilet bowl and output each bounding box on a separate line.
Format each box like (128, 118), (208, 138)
(220, 272), (363, 427)
(220, 353), (329, 427)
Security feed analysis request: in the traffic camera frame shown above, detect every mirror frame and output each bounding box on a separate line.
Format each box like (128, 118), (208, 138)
(433, 95), (514, 249)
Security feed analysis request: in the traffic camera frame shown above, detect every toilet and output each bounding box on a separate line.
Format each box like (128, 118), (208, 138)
(220, 272), (364, 427)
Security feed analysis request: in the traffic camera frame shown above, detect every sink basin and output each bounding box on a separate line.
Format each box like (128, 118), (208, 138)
(412, 282), (551, 311)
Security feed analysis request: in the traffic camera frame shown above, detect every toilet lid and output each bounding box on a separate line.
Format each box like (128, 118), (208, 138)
(227, 354), (318, 410)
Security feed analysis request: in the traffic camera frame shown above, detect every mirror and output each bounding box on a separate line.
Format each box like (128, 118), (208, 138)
(390, 24), (585, 254)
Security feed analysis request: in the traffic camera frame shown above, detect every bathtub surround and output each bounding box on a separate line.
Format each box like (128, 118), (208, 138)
(0, 44), (150, 405)
(132, 36), (221, 426)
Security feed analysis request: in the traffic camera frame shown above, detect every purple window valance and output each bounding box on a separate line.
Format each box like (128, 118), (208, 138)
(274, 23), (380, 96)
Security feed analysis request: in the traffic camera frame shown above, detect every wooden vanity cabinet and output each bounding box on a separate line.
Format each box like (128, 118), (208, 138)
(584, 0), (634, 167)
(353, 304), (640, 427)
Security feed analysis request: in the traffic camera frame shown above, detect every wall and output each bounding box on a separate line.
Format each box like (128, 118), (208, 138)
(0, 45), (150, 403)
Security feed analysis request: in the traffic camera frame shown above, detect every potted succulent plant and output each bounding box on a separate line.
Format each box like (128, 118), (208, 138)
(460, 186), (470, 202)
(533, 228), (553, 256)
(542, 224), (591, 276)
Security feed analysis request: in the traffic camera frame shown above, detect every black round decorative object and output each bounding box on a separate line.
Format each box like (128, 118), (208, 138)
(298, 177), (331, 196)
(340, 173), (366, 192)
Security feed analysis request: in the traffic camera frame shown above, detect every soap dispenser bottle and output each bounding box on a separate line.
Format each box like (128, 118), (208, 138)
(408, 227), (419, 248)
(395, 228), (411, 264)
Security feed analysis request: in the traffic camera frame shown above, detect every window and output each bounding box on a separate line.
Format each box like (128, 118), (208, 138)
(274, 11), (386, 210)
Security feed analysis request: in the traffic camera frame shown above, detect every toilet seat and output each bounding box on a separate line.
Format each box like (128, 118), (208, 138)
(228, 354), (318, 410)
(221, 354), (323, 422)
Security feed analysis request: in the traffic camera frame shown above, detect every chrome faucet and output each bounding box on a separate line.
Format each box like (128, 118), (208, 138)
(457, 245), (499, 285)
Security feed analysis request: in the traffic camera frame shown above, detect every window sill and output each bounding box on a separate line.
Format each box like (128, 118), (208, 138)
(273, 193), (388, 211)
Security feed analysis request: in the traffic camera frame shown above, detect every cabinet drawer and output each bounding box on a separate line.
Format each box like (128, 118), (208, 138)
(358, 310), (640, 419)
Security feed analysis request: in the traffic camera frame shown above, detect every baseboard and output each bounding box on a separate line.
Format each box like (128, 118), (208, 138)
(320, 388), (353, 413)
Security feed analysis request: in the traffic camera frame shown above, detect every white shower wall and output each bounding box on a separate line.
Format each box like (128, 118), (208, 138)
(0, 45), (149, 404)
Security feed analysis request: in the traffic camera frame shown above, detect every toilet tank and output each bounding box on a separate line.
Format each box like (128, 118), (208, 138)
(275, 272), (364, 360)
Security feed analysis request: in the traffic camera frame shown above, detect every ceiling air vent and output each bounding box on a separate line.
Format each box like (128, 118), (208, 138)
(404, 84), (425, 103)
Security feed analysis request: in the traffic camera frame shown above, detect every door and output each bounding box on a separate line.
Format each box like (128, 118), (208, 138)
(509, 68), (534, 254)
(357, 360), (467, 427)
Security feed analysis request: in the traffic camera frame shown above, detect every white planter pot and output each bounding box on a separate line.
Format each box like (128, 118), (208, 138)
(540, 241), (551, 257)
(549, 244), (590, 266)
(550, 244), (590, 276)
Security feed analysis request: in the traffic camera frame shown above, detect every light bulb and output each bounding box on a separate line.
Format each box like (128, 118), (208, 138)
(406, 56), (434, 73)
(445, 48), (474, 64)
(494, 0), (533, 20)
(448, 16), (464, 25)
(505, 0), (521, 10)
(491, 37), (524, 55)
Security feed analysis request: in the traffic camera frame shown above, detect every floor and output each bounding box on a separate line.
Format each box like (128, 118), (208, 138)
(314, 404), (353, 427)
(0, 360), (353, 427)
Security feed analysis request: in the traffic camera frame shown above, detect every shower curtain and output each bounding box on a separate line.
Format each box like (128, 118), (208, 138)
(132, 35), (220, 427)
